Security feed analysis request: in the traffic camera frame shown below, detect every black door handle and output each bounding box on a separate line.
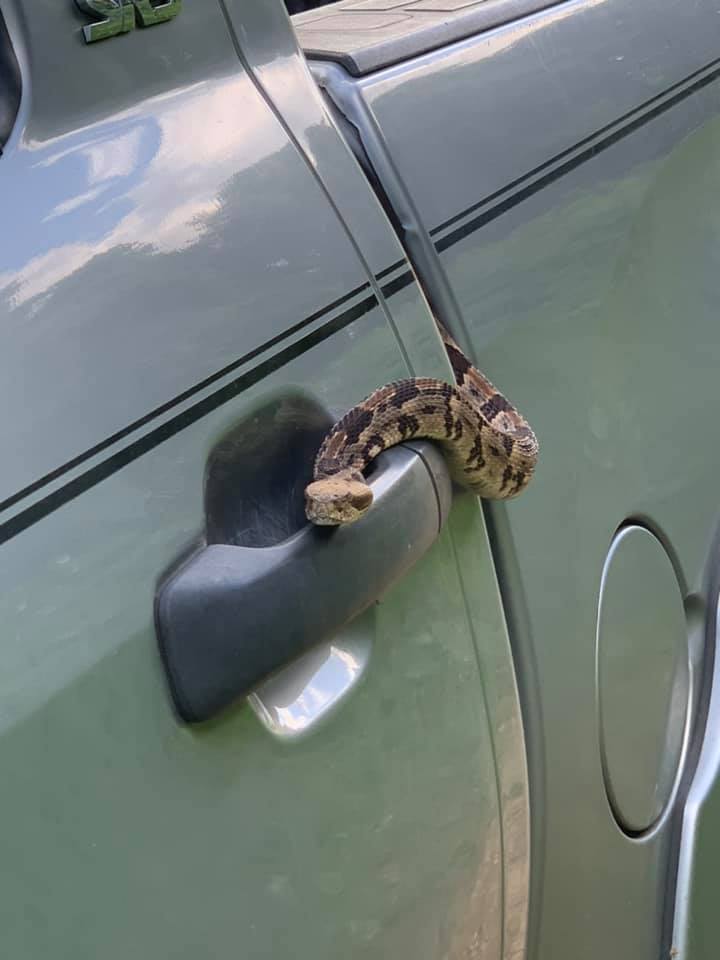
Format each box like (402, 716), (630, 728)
(156, 441), (452, 723)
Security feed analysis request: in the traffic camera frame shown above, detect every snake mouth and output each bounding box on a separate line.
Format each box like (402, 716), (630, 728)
(305, 477), (374, 525)
(348, 485), (373, 511)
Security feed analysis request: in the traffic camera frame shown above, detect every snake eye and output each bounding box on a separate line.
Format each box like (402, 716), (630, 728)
(348, 483), (373, 511)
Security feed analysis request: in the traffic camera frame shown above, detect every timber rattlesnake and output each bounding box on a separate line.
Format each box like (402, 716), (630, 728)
(305, 323), (538, 525)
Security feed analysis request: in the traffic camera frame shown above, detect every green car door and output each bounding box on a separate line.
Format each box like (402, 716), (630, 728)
(291, 0), (720, 957)
(0, 2), (528, 957)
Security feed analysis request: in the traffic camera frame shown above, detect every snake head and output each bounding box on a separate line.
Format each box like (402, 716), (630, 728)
(305, 474), (374, 526)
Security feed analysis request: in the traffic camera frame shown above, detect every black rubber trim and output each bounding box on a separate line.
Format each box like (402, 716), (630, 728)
(0, 10), (20, 151)
(431, 55), (720, 252)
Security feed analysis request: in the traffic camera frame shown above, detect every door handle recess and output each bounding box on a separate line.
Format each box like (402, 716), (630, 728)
(156, 441), (452, 723)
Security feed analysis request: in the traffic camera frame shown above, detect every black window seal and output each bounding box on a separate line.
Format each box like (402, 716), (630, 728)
(0, 7), (21, 153)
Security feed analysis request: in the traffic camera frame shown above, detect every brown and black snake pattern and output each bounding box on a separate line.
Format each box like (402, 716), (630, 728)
(305, 323), (539, 525)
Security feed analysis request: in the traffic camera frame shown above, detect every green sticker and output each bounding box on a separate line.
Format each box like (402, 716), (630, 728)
(75, 0), (181, 43)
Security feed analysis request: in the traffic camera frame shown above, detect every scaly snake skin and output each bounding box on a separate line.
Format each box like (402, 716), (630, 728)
(305, 322), (539, 525)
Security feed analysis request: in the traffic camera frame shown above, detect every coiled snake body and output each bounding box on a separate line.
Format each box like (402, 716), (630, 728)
(305, 323), (538, 525)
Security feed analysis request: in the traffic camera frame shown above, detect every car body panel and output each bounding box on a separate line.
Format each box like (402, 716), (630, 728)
(0, 315), (515, 959)
(0, 0), (404, 501)
(342, 0), (720, 237)
(301, 1), (720, 957)
(0, 2), (530, 957)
